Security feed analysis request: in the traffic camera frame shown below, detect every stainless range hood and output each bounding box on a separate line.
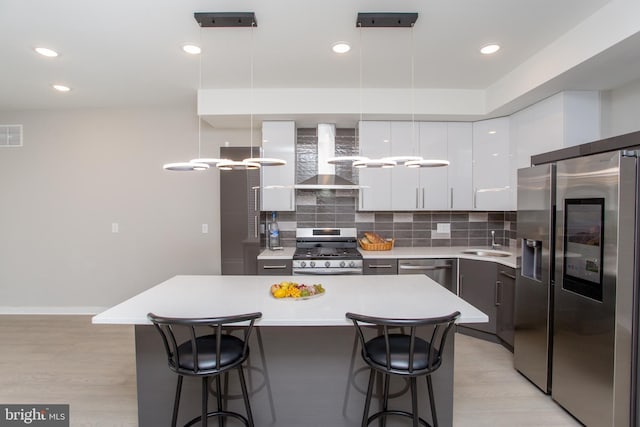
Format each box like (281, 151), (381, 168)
(294, 124), (361, 190)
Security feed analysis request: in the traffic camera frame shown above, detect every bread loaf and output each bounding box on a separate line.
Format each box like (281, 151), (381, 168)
(364, 232), (385, 244)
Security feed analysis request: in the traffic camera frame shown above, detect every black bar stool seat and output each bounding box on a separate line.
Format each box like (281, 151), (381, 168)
(346, 311), (460, 427)
(148, 312), (262, 427)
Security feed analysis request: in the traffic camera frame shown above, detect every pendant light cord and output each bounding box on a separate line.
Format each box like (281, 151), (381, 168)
(359, 24), (363, 125)
(198, 25), (203, 158)
(250, 22), (255, 154)
(411, 24), (416, 156)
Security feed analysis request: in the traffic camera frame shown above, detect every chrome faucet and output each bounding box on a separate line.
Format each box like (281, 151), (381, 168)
(491, 230), (502, 249)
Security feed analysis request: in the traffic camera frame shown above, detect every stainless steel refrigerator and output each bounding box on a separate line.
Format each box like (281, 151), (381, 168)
(514, 164), (555, 394)
(516, 150), (639, 426)
(553, 150), (638, 426)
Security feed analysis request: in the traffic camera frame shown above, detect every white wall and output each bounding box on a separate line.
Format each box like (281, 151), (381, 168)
(601, 77), (640, 138)
(0, 106), (250, 312)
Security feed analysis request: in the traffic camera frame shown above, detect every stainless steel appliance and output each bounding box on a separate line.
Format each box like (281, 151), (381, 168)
(516, 148), (640, 426)
(292, 228), (363, 275)
(398, 259), (457, 293)
(514, 164), (555, 393)
(553, 150), (637, 427)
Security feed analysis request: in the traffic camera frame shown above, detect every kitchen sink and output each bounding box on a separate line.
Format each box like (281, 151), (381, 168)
(461, 249), (511, 258)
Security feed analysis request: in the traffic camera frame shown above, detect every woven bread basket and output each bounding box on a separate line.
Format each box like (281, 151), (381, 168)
(358, 238), (394, 251)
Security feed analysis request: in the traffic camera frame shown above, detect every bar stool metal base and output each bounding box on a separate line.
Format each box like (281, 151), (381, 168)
(361, 370), (435, 427)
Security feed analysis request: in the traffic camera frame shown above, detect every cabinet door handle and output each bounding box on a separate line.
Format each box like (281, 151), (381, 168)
(263, 265), (287, 269)
(290, 189), (294, 210)
(499, 270), (516, 280)
(254, 188), (259, 212)
(495, 280), (502, 306)
(450, 188), (454, 209)
(254, 216), (258, 238)
(422, 188), (425, 209)
(369, 264), (393, 269)
(473, 188), (478, 209)
(416, 188), (419, 209)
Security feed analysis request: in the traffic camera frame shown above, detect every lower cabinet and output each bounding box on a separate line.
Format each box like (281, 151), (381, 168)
(459, 258), (498, 335)
(496, 266), (516, 348)
(257, 260), (292, 276)
(363, 259), (398, 275)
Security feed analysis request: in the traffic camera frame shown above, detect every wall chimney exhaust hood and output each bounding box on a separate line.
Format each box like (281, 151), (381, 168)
(295, 124), (361, 190)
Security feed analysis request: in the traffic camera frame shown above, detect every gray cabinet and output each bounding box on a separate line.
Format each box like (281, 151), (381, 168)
(220, 147), (260, 275)
(257, 259), (292, 276)
(496, 266), (516, 348)
(363, 259), (398, 275)
(459, 258), (498, 334)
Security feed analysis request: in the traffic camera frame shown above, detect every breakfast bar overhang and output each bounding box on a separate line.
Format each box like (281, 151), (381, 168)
(92, 275), (487, 427)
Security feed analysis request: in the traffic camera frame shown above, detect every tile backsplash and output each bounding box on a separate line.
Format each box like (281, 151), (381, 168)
(274, 195), (516, 248)
(263, 126), (516, 249)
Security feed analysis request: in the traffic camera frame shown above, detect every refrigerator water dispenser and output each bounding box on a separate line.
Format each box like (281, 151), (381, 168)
(521, 239), (542, 281)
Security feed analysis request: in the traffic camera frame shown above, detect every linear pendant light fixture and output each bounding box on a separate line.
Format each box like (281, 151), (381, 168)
(329, 12), (449, 170)
(164, 12), (284, 172)
(399, 23), (449, 169)
(241, 20), (286, 169)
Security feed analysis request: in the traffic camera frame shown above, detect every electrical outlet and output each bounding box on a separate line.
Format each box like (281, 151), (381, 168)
(111, 223), (119, 233)
(201, 224), (209, 234)
(436, 223), (451, 233)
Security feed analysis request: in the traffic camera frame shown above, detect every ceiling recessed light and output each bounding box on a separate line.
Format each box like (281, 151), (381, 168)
(480, 44), (500, 55)
(34, 47), (59, 57)
(182, 44), (201, 55)
(332, 42), (351, 54)
(52, 84), (71, 92)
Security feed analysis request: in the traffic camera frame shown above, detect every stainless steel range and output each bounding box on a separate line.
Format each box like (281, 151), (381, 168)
(292, 228), (363, 275)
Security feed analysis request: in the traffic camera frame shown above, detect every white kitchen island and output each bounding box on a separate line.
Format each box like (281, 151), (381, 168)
(93, 274), (487, 427)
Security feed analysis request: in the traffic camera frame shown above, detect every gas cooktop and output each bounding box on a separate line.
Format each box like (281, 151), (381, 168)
(293, 247), (362, 260)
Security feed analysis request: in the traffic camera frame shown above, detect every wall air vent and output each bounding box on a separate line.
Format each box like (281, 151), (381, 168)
(356, 12), (418, 27)
(0, 125), (22, 147)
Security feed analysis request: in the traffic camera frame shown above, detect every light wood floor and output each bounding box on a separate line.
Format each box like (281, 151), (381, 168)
(0, 316), (580, 427)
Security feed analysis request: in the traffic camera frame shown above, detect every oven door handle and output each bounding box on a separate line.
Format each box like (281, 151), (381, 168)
(292, 268), (362, 275)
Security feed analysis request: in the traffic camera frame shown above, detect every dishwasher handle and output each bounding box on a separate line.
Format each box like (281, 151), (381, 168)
(399, 264), (452, 271)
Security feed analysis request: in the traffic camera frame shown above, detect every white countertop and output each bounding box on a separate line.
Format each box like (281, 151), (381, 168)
(258, 246), (518, 268)
(257, 247), (296, 259)
(92, 274), (488, 326)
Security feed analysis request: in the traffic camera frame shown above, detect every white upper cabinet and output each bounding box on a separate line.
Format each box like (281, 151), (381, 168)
(260, 121), (296, 212)
(358, 120), (473, 211)
(359, 121), (392, 210)
(472, 117), (513, 210)
(418, 122), (449, 210)
(390, 122), (419, 210)
(511, 91), (600, 170)
(446, 122), (473, 210)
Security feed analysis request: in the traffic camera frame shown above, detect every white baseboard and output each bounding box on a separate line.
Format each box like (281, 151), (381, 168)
(0, 306), (108, 315)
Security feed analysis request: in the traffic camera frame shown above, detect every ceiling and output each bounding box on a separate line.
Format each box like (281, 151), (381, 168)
(2, 0), (639, 125)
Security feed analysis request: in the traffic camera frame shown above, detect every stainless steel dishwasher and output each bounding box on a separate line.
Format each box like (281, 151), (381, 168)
(397, 259), (457, 294)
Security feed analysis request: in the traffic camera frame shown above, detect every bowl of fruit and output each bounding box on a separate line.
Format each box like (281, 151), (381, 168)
(270, 281), (325, 300)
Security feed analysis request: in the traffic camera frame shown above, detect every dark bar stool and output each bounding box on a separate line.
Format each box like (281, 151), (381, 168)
(346, 311), (460, 427)
(148, 312), (262, 427)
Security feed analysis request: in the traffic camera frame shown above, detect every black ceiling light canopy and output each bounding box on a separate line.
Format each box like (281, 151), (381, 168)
(356, 12), (418, 27)
(194, 12), (257, 27)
